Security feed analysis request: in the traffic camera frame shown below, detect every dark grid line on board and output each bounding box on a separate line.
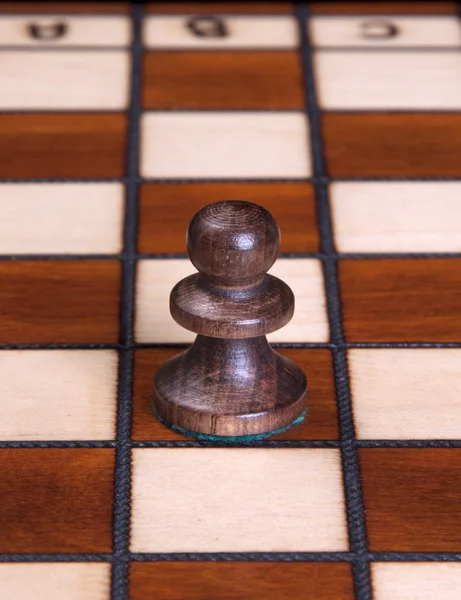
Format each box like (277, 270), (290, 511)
(298, 5), (372, 600)
(0, 440), (342, 450)
(5, 47), (460, 53)
(12, 8), (452, 17)
(303, 46), (461, 52)
(3, 252), (461, 260)
(0, 554), (114, 563)
(3, 107), (461, 114)
(4, 341), (461, 351)
(2, 107), (457, 113)
(0, 47), (131, 52)
(110, 4), (142, 600)
(2, 550), (461, 563)
(0, 552), (353, 563)
(5, 175), (461, 184)
(3, 438), (461, 450)
(0, 109), (130, 115)
(4, 108), (461, 117)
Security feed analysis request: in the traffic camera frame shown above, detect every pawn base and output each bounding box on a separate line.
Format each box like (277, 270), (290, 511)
(152, 335), (307, 440)
(153, 406), (307, 443)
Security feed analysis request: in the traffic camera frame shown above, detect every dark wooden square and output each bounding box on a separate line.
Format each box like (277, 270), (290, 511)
(0, 448), (115, 553)
(0, 114), (127, 179)
(322, 114), (461, 177)
(132, 348), (339, 441)
(130, 562), (354, 600)
(360, 448), (461, 551)
(142, 51), (304, 110)
(145, 3), (294, 14)
(0, 260), (121, 344)
(339, 259), (461, 343)
(0, 2), (130, 12)
(138, 182), (319, 254)
(309, 2), (457, 14)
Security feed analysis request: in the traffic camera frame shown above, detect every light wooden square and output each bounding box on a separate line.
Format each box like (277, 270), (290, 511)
(135, 258), (329, 343)
(143, 15), (298, 49)
(140, 112), (311, 179)
(131, 448), (347, 552)
(0, 350), (118, 441)
(315, 51), (461, 109)
(310, 16), (461, 47)
(330, 182), (461, 253)
(0, 183), (124, 254)
(349, 349), (461, 439)
(372, 563), (461, 600)
(0, 50), (129, 109)
(0, 563), (110, 600)
(0, 16), (131, 46)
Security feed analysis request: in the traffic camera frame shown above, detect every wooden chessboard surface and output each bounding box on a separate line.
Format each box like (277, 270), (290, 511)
(1, 2), (461, 599)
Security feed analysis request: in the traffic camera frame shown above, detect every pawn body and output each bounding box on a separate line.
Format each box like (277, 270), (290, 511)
(153, 201), (307, 441)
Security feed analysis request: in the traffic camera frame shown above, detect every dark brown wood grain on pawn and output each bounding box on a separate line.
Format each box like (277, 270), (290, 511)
(134, 348), (337, 441)
(153, 201), (307, 439)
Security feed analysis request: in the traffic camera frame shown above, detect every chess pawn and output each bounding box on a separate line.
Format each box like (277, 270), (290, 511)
(153, 200), (307, 441)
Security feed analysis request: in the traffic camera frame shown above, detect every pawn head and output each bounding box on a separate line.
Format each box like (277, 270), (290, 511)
(187, 200), (280, 285)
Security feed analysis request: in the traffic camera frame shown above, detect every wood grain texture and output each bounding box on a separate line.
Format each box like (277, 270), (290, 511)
(330, 182), (461, 253)
(0, 114), (127, 179)
(0, 183), (124, 254)
(171, 202), (292, 337)
(0, 2), (130, 13)
(0, 564), (111, 600)
(153, 201), (307, 437)
(0, 260), (121, 344)
(0, 448), (115, 553)
(322, 114), (461, 177)
(359, 448), (461, 551)
(140, 112), (311, 179)
(309, 2), (457, 14)
(133, 348), (338, 441)
(130, 562), (355, 600)
(130, 448), (348, 552)
(142, 51), (304, 109)
(154, 337), (307, 437)
(0, 349), (118, 441)
(339, 259), (461, 342)
(0, 51), (129, 110)
(315, 52), (461, 110)
(145, 3), (294, 14)
(138, 182), (319, 254)
(349, 349), (461, 440)
(372, 564), (461, 600)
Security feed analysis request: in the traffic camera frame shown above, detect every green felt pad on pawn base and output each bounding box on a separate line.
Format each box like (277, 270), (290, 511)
(153, 407), (307, 443)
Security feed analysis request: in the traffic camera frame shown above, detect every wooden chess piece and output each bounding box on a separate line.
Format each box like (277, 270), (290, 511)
(152, 200), (307, 441)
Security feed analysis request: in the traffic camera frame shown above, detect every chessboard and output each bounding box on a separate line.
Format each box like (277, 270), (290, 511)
(1, 2), (461, 599)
